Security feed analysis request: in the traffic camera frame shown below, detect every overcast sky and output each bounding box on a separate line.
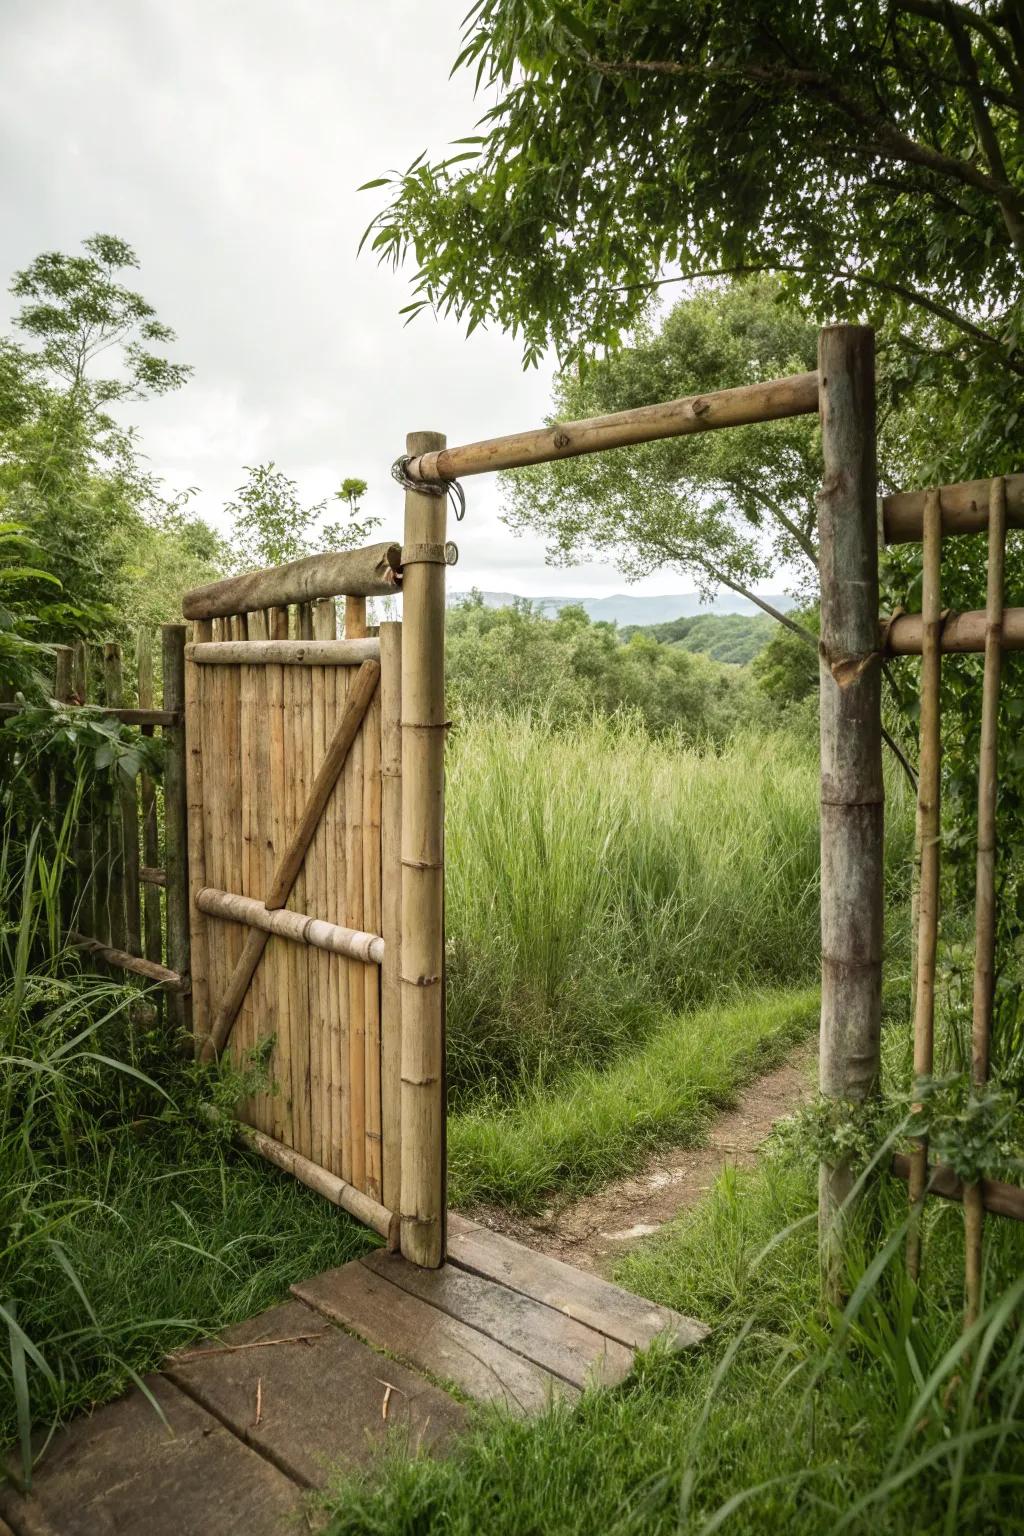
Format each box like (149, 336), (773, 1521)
(1, 0), (743, 599)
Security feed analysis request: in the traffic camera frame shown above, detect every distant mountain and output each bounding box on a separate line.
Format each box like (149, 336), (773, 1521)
(448, 590), (793, 627)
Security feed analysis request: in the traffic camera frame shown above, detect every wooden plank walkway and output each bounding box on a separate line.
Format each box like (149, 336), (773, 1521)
(0, 1216), (706, 1534)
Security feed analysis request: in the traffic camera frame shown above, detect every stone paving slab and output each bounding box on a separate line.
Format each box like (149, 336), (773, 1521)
(166, 1298), (466, 1487)
(0, 1374), (306, 1536)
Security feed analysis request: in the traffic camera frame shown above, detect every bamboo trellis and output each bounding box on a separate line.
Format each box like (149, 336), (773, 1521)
(0, 626), (192, 1017)
(892, 474), (1016, 1323)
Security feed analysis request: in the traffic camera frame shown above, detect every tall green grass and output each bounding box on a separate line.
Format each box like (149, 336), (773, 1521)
(448, 986), (820, 1210)
(446, 713), (913, 1101)
(0, 817), (376, 1477)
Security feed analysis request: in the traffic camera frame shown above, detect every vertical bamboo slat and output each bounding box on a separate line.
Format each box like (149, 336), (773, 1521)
(907, 491), (943, 1281)
(816, 330), (882, 1303)
(307, 646), (326, 1166)
(268, 659), (294, 1145)
(185, 619), (212, 1047)
(162, 624), (191, 1034)
(335, 662), (352, 1182)
(313, 598), (336, 1169)
(137, 632), (163, 965)
(102, 644), (128, 953)
(137, 631), (163, 1031)
(287, 661), (312, 1157)
(399, 430), (448, 1267)
(71, 641), (93, 937)
(363, 663), (383, 1201)
(379, 620), (403, 1214)
(345, 592), (368, 1189)
(964, 476), (1008, 1327)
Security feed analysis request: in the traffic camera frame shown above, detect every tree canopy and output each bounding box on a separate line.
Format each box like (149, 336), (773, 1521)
(365, 0), (1023, 477)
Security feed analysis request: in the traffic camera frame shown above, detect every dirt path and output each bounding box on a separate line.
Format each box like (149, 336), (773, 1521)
(466, 1039), (818, 1275)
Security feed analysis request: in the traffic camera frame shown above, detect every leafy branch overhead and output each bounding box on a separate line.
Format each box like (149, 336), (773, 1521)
(363, 0), (1022, 477)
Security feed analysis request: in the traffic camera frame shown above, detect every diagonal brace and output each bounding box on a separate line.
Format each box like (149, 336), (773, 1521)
(199, 659), (380, 1063)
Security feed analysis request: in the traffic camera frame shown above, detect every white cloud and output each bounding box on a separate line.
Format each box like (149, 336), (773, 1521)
(0, 0), (794, 604)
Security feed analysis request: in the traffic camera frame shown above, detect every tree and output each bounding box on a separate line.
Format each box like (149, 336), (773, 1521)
(502, 279), (823, 636)
(0, 237), (219, 661)
(11, 233), (190, 409)
(364, 0), (1022, 477)
(226, 464), (380, 572)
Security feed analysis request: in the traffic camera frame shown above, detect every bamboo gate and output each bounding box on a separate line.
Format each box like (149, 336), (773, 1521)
(16, 325), (1022, 1298)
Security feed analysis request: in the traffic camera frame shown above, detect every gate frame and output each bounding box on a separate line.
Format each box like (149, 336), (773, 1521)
(181, 325), (1024, 1288)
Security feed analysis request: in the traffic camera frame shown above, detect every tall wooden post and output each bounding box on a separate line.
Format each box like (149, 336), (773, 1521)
(399, 431), (447, 1267)
(817, 326), (883, 1302)
(162, 624), (191, 1035)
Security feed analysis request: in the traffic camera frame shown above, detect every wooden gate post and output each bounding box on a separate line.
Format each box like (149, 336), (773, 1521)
(817, 325), (883, 1302)
(399, 431), (447, 1268)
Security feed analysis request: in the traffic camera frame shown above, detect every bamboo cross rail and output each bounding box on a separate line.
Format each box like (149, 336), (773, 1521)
(882, 473), (1024, 543)
(196, 887), (384, 964)
(199, 659), (381, 1063)
(402, 372), (819, 482)
(883, 607), (1024, 654)
(907, 490), (943, 1282)
(199, 1106), (399, 1245)
(186, 639), (381, 666)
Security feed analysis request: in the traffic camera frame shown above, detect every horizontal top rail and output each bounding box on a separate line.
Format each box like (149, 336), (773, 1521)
(186, 639), (381, 666)
(403, 371), (820, 482)
(883, 473), (1024, 543)
(182, 541), (402, 620)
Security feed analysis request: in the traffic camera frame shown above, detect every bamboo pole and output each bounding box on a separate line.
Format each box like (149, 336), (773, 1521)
(883, 472), (1024, 544)
(891, 1152), (1024, 1222)
(345, 655), (366, 1191)
(199, 660), (380, 1062)
(306, 614), (326, 1166)
(907, 491), (943, 1282)
(137, 631), (164, 1027)
(186, 638), (379, 665)
(816, 328), (883, 1304)
(399, 430), (448, 1268)
(267, 657), (293, 1145)
(964, 477), (1007, 1328)
(202, 1108), (399, 1245)
(883, 606), (1024, 654)
(162, 625), (191, 1035)
(53, 645), (72, 701)
(185, 619), (212, 1049)
(68, 931), (188, 991)
(51, 647), (73, 929)
(404, 372), (819, 483)
(182, 542), (402, 619)
(313, 598), (336, 1171)
(363, 646), (383, 1201)
(379, 619), (403, 1214)
(333, 662), (351, 1181)
(101, 644), (129, 953)
(71, 641), (93, 936)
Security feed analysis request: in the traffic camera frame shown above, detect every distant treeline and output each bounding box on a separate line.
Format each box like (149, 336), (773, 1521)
(619, 612), (774, 665)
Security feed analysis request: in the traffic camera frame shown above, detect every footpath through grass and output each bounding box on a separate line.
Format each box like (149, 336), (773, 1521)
(321, 1146), (1024, 1536)
(448, 986), (820, 1210)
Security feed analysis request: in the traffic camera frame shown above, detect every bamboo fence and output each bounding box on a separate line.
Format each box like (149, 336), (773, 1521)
(2, 626), (193, 1008)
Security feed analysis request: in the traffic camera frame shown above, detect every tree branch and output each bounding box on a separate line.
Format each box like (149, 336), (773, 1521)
(586, 54), (1024, 254)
